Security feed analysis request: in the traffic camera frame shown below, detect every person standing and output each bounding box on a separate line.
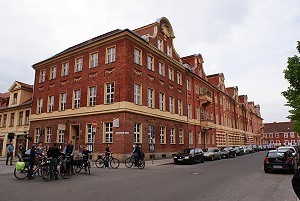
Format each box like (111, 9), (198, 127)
(6, 142), (14, 165)
(64, 141), (75, 174)
(47, 142), (61, 180)
(104, 144), (111, 168)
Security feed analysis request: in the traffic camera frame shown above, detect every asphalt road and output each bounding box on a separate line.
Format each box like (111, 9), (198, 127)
(0, 151), (298, 201)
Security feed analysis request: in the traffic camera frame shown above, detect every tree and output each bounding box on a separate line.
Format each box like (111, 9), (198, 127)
(282, 41), (300, 133)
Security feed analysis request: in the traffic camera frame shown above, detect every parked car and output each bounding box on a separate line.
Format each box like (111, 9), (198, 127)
(246, 145), (255, 154)
(232, 147), (244, 156)
(203, 148), (222, 161)
(173, 148), (204, 164)
(277, 146), (299, 162)
(253, 145), (260, 152)
(220, 147), (237, 158)
(264, 149), (298, 173)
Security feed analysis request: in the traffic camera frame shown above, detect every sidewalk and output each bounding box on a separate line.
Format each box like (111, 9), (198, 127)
(0, 157), (174, 175)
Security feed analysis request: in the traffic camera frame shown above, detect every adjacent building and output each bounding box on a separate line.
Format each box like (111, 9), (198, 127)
(0, 81), (32, 156)
(264, 121), (299, 147)
(29, 17), (263, 160)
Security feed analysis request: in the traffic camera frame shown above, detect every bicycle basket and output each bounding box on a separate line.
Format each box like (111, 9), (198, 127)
(16, 162), (25, 171)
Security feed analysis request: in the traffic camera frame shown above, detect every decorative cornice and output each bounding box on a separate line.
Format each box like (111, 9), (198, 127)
(169, 85), (174, 90)
(60, 80), (68, 86)
(148, 75), (155, 82)
(159, 80), (165, 86)
(134, 69), (142, 77)
(73, 77), (82, 83)
(105, 68), (115, 76)
(89, 72), (98, 79)
(39, 87), (44, 91)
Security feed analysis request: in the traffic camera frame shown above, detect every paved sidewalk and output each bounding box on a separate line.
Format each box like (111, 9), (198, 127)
(0, 157), (174, 175)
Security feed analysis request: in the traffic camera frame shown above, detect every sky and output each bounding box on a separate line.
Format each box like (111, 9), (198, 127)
(0, 0), (299, 123)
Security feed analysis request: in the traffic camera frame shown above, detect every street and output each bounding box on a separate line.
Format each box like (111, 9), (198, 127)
(0, 151), (298, 201)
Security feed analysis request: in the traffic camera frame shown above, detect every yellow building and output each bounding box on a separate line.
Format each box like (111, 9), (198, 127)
(0, 81), (32, 156)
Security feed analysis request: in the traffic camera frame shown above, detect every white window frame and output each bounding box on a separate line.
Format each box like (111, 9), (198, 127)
(50, 66), (56, 79)
(48, 95), (54, 112)
(107, 46), (116, 64)
(45, 127), (51, 143)
(134, 123), (141, 143)
(148, 125), (155, 144)
(60, 93), (66, 111)
(160, 126), (166, 144)
(87, 124), (94, 143)
(147, 88), (154, 108)
(37, 98), (43, 114)
(178, 100), (183, 115)
(89, 86), (96, 106)
(104, 122), (113, 143)
(147, 55), (154, 71)
(189, 131), (193, 145)
(134, 48), (142, 65)
(284, 133), (288, 138)
(158, 62), (165, 76)
(167, 45), (172, 57)
(134, 83), (141, 105)
(179, 129), (184, 144)
(170, 128), (175, 144)
(40, 70), (46, 83)
(62, 62), (69, 76)
(105, 82), (114, 104)
(168, 67), (174, 81)
(157, 38), (163, 51)
(73, 90), (81, 109)
(58, 130), (65, 143)
(159, 92), (165, 111)
(18, 111), (23, 126)
(75, 57), (83, 72)
(177, 72), (182, 85)
(169, 96), (174, 113)
(187, 104), (191, 119)
(35, 128), (41, 143)
(90, 52), (98, 68)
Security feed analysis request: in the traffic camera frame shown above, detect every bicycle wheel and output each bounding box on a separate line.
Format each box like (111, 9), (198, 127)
(138, 160), (145, 169)
(95, 159), (105, 168)
(14, 165), (29, 180)
(60, 164), (72, 179)
(110, 158), (120, 169)
(41, 165), (54, 181)
(125, 157), (133, 168)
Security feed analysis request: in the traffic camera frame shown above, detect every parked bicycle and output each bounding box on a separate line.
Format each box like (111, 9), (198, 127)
(59, 153), (72, 179)
(125, 154), (145, 169)
(74, 154), (91, 175)
(95, 153), (120, 169)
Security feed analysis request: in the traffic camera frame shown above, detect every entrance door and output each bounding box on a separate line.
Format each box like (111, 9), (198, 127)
(70, 125), (80, 151)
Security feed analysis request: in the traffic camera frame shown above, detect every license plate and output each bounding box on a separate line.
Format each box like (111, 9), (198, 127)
(178, 159), (183, 161)
(273, 165), (282, 169)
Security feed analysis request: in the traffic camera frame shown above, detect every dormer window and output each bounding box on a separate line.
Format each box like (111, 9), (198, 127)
(157, 38), (163, 52)
(167, 45), (172, 57)
(13, 93), (18, 104)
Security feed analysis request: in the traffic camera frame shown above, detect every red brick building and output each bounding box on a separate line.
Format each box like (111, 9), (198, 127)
(29, 17), (263, 160)
(264, 122), (299, 147)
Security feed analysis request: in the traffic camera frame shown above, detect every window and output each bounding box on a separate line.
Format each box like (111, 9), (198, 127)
(87, 124), (94, 143)
(35, 128), (41, 143)
(158, 62), (165, 76)
(147, 55), (154, 71)
(60, 93), (66, 111)
(13, 93), (18, 104)
(189, 131), (193, 145)
(187, 78), (191, 91)
(179, 129), (184, 144)
(170, 128), (175, 144)
(89, 86), (96, 106)
(25, 110), (30, 125)
(290, 132), (295, 138)
(105, 83), (114, 104)
(169, 96), (174, 113)
(75, 57), (83, 72)
(104, 122), (113, 143)
(196, 107), (200, 120)
(134, 48), (142, 65)
(160, 126), (166, 144)
(90, 52), (98, 68)
(276, 140), (280, 145)
(45, 127), (51, 143)
(275, 133), (279, 138)
(73, 90), (81, 109)
(148, 125), (155, 144)
(58, 130), (65, 143)
(148, 88), (154, 108)
(134, 123), (141, 143)
(197, 132), (201, 145)
(178, 100), (183, 115)
(2, 114), (7, 127)
(62, 62), (69, 76)
(269, 133), (273, 138)
(167, 45), (172, 57)
(187, 104), (191, 119)
(37, 98), (43, 114)
(168, 67), (174, 81)
(19, 111), (23, 125)
(177, 72), (182, 85)
(159, 92), (165, 111)
(157, 38), (163, 51)
(50, 66), (56, 79)
(39, 70), (46, 83)
(284, 133), (288, 138)
(10, 113), (14, 126)
(48, 95), (54, 112)
(195, 84), (199, 95)
(134, 83), (141, 105)
(107, 46), (116, 63)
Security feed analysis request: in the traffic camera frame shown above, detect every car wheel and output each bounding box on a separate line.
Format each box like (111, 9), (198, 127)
(190, 159), (195, 165)
(234, 153), (237, 158)
(264, 168), (269, 173)
(211, 156), (214, 161)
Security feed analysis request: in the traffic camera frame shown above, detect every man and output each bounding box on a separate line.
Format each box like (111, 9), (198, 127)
(82, 146), (91, 173)
(104, 144), (111, 168)
(28, 144), (38, 179)
(6, 142), (14, 165)
(64, 141), (75, 174)
(132, 144), (141, 166)
(47, 142), (61, 180)
(36, 141), (45, 156)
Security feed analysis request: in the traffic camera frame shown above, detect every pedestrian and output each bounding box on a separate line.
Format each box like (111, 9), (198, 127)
(64, 141), (75, 174)
(104, 144), (111, 168)
(17, 143), (25, 162)
(28, 144), (38, 179)
(36, 141), (45, 156)
(132, 144), (141, 166)
(292, 170), (300, 199)
(47, 141), (61, 180)
(6, 142), (14, 165)
(82, 146), (91, 173)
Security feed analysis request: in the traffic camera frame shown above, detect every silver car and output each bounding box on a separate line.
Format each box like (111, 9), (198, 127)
(203, 148), (222, 161)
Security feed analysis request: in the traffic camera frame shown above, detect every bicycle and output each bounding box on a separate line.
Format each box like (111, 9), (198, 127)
(59, 154), (72, 179)
(74, 155), (91, 175)
(95, 153), (120, 169)
(14, 156), (51, 180)
(125, 154), (145, 169)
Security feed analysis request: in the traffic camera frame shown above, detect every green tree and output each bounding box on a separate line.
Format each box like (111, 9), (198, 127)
(282, 41), (300, 133)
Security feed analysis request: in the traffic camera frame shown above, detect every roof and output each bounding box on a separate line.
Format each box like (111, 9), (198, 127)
(0, 92), (10, 99)
(264, 122), (295, 133)
(16, 81), (33, 89)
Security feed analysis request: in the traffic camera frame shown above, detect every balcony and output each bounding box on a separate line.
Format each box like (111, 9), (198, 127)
(200, 118), (215, 129)
(199, 94), (212, 107)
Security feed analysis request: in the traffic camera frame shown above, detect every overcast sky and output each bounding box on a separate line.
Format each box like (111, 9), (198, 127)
(0, 0), (299, 123)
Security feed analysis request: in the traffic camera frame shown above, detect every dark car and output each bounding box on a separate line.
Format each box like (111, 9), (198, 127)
(221, 147), (237, 158)
(264, 150), (298, 173)
(173, 148), (204, 164)
(232, 147), (244, 156)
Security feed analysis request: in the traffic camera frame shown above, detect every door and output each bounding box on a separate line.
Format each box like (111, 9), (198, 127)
(70, 125), (80, 151)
